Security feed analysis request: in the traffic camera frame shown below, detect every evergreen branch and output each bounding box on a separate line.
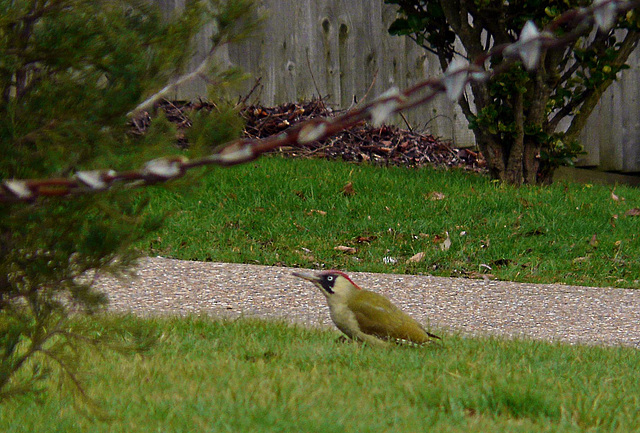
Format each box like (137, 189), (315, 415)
(127, 46), (222, 117)
(38, 348), (92, 402)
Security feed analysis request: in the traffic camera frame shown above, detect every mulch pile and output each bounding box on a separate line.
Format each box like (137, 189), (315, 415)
(131, 98), (485, 171)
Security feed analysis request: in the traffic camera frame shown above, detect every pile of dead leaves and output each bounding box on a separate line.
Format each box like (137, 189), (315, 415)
(130, 98), (485, 171)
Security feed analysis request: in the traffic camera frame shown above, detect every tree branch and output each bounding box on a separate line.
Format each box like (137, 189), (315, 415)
(439, 0), (485, 59)
(565, 30), (640, 143)
(548, 91), (589, 131)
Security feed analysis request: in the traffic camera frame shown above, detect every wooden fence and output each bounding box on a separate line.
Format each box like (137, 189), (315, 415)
(157, 0), (640, 173)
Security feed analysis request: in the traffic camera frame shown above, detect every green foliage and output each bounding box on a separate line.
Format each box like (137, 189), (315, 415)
(186, 105), (246, 158)
(2, 315), (640, 432)
(386, 0), (640, 184)
(0, 0), (257, 402)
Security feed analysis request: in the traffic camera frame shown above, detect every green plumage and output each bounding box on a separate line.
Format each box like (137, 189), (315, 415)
(348, 290), (439, 345)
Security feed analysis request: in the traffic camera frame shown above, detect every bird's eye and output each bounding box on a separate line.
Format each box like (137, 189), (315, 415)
(326, 275), (334, 281)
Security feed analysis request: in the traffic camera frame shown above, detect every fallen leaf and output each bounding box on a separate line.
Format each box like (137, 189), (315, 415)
(334, 245), (357, 254)
(355, 235), (377, 243)
(489, 258), (512, 267)
(610, 215), (618, 228)
(468, 271), (495, 280)
(426, 191), (446, 201)
(611, 187), (625, 202)
(306, 209), (327, 216)
(342, 182), (356, 196)
(407, 252), (426, 263)
(440, 231), (452, 251)
(293, 222), (308, 231)
(589, 234), (598, 247)
(625, 208), (640, 217)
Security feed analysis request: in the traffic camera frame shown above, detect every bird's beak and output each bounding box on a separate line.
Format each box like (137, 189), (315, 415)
(292, 271), (321, 284)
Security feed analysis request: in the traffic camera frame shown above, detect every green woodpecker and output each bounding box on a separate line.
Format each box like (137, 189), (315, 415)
(292, 270), (440, 346)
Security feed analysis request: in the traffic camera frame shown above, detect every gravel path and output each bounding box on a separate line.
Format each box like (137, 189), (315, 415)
(96, 257), (640, 348)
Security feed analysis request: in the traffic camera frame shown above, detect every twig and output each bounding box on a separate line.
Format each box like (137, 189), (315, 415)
(359, 69), (378, 105)
(399, 112), (413, 132)
(306, 48), (324, 102)
(237, 77), (263, 108)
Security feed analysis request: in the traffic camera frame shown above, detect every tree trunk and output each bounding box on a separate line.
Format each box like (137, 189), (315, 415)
(523, 139), (541, 184)
(473, 131), (505, 181)
(505, 90), (525, 185)
(475, 134), (545, 185)
(474, 130), (550, 185)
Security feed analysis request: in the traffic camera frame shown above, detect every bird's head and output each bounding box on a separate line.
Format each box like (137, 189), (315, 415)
(292, 270), (361, 298)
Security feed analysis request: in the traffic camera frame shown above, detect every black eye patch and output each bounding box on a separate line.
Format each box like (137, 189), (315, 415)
(320, 274), (336, 294)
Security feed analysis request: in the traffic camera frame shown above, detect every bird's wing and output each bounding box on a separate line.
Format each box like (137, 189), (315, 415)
(348, 291), (439, 343)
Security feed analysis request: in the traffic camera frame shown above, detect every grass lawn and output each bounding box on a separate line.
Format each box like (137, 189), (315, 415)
(2, 315), (639, 433)
(141, 156), (640, 288)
